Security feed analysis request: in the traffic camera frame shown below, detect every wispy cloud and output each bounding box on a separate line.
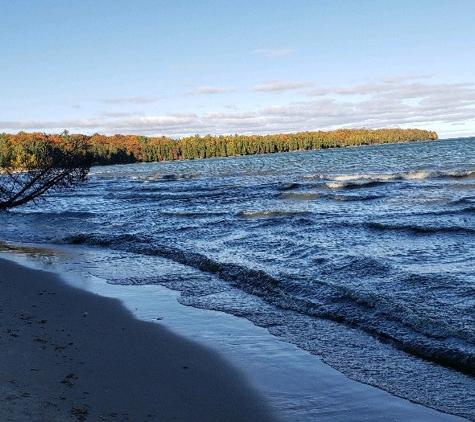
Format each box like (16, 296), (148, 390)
(378, 75), (433, 84)
(251, 48), (296, 58)
(2, 78), (474, 138)
(0, 114), (198, 135)
(306, 78), (475, 104)
(253, 80), (313, 93)
(102, 96), (159, 104)
(185, 86), (235, 95)
(307, 76), (437, 97)
(100, 111), (145, 118)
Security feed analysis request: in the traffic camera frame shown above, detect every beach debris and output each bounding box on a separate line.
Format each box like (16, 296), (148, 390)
(70, 405), (90, 421)
(61, 373), (78, 387)
(55, 342), (73, 352)
(7, 329), (19, 338)
(60, 379), (73, 387)
(17, 312), (33, 321)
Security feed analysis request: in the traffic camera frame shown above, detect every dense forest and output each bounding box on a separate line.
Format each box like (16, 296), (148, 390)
(0, 128), (438, 169)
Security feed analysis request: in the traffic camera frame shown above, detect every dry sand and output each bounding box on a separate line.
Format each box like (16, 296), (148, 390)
(0, 257), (278, 421)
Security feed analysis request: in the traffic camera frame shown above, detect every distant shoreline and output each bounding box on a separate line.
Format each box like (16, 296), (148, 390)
(1, 128), (438, 168)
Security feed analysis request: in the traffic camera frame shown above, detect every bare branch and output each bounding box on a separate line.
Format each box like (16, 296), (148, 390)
(0, 132), (92, 209)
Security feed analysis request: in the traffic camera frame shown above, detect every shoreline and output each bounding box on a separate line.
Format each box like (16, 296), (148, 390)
(0, 249), (469, 421)
(0, 257), (278, 421)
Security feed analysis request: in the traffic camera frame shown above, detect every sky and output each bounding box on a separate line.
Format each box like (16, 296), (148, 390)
(1, 0), (475, 139)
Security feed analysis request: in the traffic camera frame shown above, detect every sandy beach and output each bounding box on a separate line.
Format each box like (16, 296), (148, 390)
(0, 252), (470, 422)
(0, 257), (278, 421)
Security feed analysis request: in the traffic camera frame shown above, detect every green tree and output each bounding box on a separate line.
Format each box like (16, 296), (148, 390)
(0, 131), (92, 209)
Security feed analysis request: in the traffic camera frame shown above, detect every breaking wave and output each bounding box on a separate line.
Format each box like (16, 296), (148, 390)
(366, 222), (475, 235)
(61, 232), (475, 376)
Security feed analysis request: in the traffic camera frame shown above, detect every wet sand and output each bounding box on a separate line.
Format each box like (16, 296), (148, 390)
(0, 257), (278, 421)
(0, 253), (469, 422)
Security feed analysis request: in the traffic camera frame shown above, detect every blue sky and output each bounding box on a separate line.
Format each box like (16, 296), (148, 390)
(1, 0), (474, 138)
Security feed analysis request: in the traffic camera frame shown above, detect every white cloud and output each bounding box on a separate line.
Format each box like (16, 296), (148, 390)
(251, 48), (296, 58)
(185, 86), (235, 95)
(2, 77), (474, 138)
(307, 78), (475, 102)
(100, 111), (145, 118)
(253, 80), (313, 93)
(378, 75), (433, 84)
(102, 96), (159, 104)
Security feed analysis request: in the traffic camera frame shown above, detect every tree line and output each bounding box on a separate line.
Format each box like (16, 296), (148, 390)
(1, 128), (438, 168)
(0, 128), (437, 209)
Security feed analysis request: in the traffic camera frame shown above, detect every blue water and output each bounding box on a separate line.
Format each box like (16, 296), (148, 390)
(2, 137), (475, 419)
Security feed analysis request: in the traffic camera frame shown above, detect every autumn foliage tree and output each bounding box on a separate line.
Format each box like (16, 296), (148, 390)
(0, 131), (92, 209)
(0, 128), (438, 207)
(82, 128), (437, 164)
(0, 128), (438, 194)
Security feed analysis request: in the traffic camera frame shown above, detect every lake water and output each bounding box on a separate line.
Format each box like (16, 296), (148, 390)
(2, 137), (475, 420)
